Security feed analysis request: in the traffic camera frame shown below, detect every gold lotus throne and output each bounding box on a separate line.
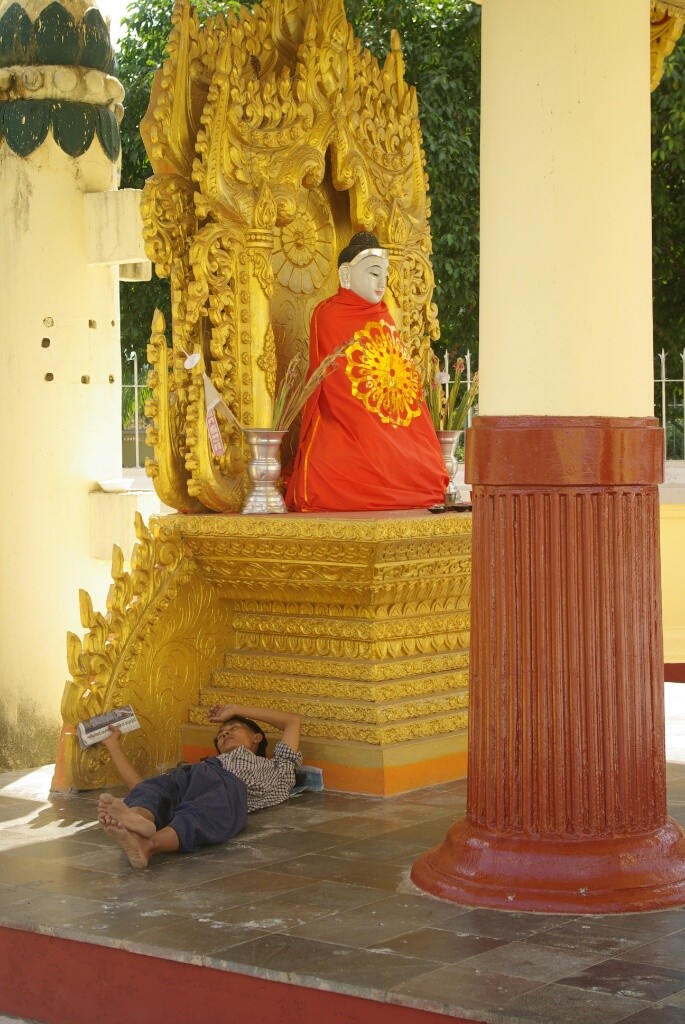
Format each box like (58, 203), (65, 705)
(56, 0), (472, 796)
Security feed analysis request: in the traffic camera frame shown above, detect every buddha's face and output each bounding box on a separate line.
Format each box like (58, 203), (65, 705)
(339, 253), (389, 304)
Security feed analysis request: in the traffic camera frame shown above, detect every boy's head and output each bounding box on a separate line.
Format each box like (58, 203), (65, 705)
(214, 715), (267, 757)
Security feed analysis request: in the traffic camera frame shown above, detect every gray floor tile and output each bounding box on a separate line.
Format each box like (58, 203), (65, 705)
(526, 919), (647, 956)
(494, 982), (651, 1024)
(461, 939), (610, 982)
(253, 852), (355, 879)
(392, 963), (545, 1013)
(619, 932), (685, 971)
(288, 893), (462, 948)
(324, 835), (434, 863)
(663, 990), (685, 1009)
(436, 908), (566, 941)
(616, 1007), (685, 1024)
(274, 879), (390, 911)
(334, 860), (410, 891)
(369, 925), (506, 963)
(602, 910), (685, 937)
(211, 897), (335, 931)
(557, 959), (685, 1001)
(217, 931), (444, 992)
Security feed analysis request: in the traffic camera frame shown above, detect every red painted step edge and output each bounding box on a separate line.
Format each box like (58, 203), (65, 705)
(0, 926), (473, 1024)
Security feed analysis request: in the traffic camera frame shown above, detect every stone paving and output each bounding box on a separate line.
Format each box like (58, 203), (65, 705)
(0, 685), (684, 1024)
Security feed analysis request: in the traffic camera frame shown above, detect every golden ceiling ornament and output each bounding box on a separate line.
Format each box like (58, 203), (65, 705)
(139, 0), (440, 511)
(651, 2), (685, 90)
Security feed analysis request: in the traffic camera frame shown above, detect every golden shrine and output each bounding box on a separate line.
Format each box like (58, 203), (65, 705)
(56, 0), (472, 795)
(53, 0), (685, 796)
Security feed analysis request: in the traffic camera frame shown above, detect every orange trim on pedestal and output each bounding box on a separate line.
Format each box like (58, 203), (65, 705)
(413, 416), (685, 913)
(182, 743), (468, 797)
(307, 752), (468, 796)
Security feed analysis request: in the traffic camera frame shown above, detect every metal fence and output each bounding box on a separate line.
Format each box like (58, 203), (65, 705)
(120, 347), (685, 469)
(655, 349), (685, 461)
(121, 351), (153, 470)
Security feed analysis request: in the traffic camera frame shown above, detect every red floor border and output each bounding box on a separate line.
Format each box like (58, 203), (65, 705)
(665, 664), (685, 683)
(0, 927), (472, 1024)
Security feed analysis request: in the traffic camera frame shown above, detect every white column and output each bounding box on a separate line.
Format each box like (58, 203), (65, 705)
(479, 0), (653, 416)
(0, 141), (122, 727)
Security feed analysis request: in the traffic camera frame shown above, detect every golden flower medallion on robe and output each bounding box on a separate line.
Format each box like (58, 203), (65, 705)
(345, 321), (423, 428)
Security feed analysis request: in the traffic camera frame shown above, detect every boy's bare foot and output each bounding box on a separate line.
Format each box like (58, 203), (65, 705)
(103, 824), (152, 869)
(98, 793), (156, 838)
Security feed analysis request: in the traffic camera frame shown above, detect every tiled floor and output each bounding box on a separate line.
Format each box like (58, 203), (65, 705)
(0, 685), (684, 1024)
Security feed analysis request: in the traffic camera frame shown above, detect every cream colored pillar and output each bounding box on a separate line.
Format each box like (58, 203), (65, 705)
(0, 0), (127, 761)
(479, 0), (653, 416)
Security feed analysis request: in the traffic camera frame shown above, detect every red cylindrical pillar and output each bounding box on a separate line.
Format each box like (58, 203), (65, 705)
(411, 416), (685, 912)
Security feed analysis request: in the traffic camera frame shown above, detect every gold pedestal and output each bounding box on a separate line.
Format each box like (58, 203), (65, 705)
(58, 511), (471, 796)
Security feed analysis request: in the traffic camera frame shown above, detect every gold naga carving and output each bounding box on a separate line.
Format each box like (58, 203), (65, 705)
(140, 0), (441, 512)
(651, 1), (685, 89)
(60, 515), (230, 789)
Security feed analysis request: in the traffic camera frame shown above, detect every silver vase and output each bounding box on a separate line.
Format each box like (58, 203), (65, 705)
(436, 429), (463, 505)
(242, 429), (288, 514)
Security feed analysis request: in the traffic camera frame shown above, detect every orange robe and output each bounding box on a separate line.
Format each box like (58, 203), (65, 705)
(286, 288), (448, 512)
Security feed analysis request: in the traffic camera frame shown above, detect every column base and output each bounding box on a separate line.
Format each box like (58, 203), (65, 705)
(411, 817), (685, 914)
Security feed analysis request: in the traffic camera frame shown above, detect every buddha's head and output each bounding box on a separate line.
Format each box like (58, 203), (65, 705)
(338, 232), (389, 304)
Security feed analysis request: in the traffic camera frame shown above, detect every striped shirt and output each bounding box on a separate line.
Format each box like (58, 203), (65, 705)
(218, 740), (302, 813)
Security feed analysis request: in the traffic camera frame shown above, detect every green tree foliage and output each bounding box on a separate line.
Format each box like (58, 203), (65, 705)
(652, 40), (685, 367)
(116, 0), (171, 379)
(344, 0), (481, 358)
(652, 42), (685, 456)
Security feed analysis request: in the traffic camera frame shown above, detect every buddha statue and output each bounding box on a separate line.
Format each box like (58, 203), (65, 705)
(286, 232), (448, 512)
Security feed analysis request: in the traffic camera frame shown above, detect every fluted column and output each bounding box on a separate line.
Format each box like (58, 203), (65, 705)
(413, 417), (685, 911)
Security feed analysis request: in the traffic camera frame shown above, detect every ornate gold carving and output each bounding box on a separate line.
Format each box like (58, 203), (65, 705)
(157, 510), (471, 542)
(258, 323), (278, 397)
(57, 512), (472, 790)
(59, 515), (231, 789)
(155, 511), (472, 607)
(145, 310), (203, 512)
(141, 174), (197, 279)
(651, 3), (685, 90)
(273, 187), (334, 294)
(228, 650), (468, 681)
(237, 595), (465, 617)
(180, 512), (470, 746)
(206, 668), (468, 701)
(191, 692), (467, 727)
(190, 707), (468, 744)
(231, 610), (470, 639)
(140, 0), (440, 511)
